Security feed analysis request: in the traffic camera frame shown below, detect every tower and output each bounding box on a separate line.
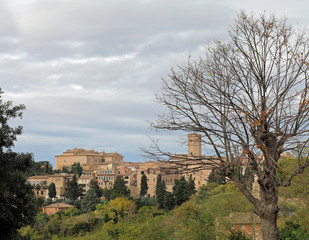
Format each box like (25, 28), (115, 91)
(188, 133), (202, 156)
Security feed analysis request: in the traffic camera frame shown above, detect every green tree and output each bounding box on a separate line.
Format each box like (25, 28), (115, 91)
(163, 192), (175, 211)
(155, 175), (166, 208)
(81, 187), (100, 212)
(90, 180), (102, 198)
(0, 90), (39, 239)
(71, 162), (83, 177)
(48, 182), (57, 199)
(185, 174), (196, 199)
(208, 168), (226, 185)
(279, 221), (309, 240)
(173, 176), (188, 206)
(110, 176), (129, 200)
(140, 174), (148, 197)
(65, 174), (82, 200)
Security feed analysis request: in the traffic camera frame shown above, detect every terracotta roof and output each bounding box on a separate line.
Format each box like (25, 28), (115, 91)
(43, 203), (76, 208)
(28, 175), (50, 180)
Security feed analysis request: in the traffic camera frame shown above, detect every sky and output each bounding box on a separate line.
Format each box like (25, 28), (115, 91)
(1, 0), (309, 168)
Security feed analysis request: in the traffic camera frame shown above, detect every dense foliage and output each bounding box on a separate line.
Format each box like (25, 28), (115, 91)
(0, 90), (39, 239)
(48, 182), (57, 199)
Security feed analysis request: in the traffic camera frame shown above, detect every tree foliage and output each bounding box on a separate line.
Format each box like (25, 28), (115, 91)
(140, 174), (148, 197)
(149, 11), (309, 240)
(65, 174), (83, 200)
(81, 188), (100, 212)
(155, 175), (166, 208)
(71, 162), (83, 177)
(0, 89), (39, 239)
(48, 182), (57, 199)
(110, 176), (130, 200)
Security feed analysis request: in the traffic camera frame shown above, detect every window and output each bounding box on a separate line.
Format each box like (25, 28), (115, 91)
(241, 225), (245, 230)
(64, 159), (66, 163)
(153, 178), (155, 182)
(76, 158), (79, 162)
(141, 171), (144, 174)
(153, 170), (156, 174)
(83, 158), (86, 162)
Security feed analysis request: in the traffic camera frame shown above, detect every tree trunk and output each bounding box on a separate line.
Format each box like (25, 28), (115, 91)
(258, 185), (280, 240)
(260, 210), (279, 240)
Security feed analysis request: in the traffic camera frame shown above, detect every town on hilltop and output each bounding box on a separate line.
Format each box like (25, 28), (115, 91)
(27, 133), (214, 200)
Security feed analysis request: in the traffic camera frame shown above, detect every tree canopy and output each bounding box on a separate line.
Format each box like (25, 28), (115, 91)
(0, 89), (39, 239)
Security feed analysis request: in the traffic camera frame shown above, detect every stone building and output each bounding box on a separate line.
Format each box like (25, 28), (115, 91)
(55, 148), (123, 170)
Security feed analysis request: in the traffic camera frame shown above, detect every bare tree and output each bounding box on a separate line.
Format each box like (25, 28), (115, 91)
(149, 12), (309, 240)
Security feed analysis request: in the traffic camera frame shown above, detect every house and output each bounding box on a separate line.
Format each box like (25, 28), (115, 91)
(42, 203), (76, 215)
(222, 212), (262, 240)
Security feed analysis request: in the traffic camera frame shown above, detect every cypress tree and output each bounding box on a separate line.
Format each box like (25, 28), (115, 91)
(48, 182), (57, 199)
(173, 176), (187, 206)
(81, 188), (99, 212)
(65, 174), (82, 200)
(140, 174), (148, 197)
(155, 175), (166, 208)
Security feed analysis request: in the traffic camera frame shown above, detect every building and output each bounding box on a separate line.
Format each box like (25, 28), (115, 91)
(78, 174), (96, 195)
(170, 133), (217, 188)
(55, 148), (123, 170)
(221, 212), (262, 240)
(27, 175), (50, 198)
(135, 161), (180, 198)
(42, 203), (76, 215)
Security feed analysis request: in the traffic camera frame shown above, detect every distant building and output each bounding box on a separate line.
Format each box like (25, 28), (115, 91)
(221, 212), (262, 240)
(55, 148), (123, 170)
(135, 161), (180, 198)
(42, 203), (76, 215)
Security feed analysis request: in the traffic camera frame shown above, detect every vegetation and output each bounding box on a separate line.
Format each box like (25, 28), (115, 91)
(110, 176), (130, 200)
(81, 188), (100, 213)
(0, 89), (39, 239)
(65, 174), (83, 200)
(48, 182), (57, 199)
(140, 174), (148, 197)
(71, 162), (83, 177)
(155, 175), (166, 208)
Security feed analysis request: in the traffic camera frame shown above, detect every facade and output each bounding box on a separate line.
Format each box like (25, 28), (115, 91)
(55, 148), (123, 170)
(78, 174), (96, 195)
(27, 175), (50, 198)
(96, 163), (118, 189)
(135, 161), (180, 198)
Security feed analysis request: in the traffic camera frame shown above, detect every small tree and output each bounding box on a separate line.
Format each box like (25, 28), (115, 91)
(65, 174), (82, 200)
(81, 188), (99, 212)
(155, 175), (166, 208)
(71, 162), (83, 177)
(48, 182), (57, 199)
(140, 174), (148, 197)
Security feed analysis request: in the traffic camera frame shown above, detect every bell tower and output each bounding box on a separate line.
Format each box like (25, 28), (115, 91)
(188, 133), (202, 156)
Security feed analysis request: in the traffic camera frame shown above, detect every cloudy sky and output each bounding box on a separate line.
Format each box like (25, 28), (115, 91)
(1, 0), (309, 168)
